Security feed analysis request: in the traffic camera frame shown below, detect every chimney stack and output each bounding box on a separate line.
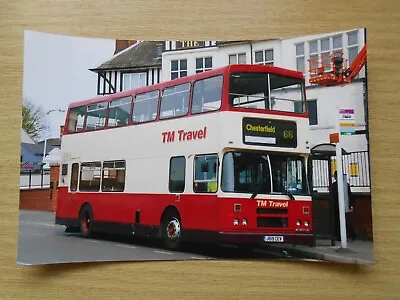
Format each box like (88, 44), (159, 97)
(114, 40), (137, 55)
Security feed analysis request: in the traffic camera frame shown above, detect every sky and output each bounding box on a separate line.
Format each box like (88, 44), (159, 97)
(22, 30), (116, 140)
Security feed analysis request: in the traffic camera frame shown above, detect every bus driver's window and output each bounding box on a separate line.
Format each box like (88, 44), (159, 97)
(193, 154), (218, 193)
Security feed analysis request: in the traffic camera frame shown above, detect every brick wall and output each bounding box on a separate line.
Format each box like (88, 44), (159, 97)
(312, 193), (373, 240)
(19, 165), (60, 212)
(19, 188), (54, 211)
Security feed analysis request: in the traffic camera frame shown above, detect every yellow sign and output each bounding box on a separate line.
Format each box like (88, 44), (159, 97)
(350, 163), (359, 177)
(331, 160), (336, 175)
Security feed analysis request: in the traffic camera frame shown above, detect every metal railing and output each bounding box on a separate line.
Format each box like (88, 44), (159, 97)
(312, 151), (370, 188)
(20, 170), (50, 189)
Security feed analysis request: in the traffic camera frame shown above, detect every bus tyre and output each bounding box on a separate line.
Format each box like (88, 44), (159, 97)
(162, 213), (182, 250)
(79, 205), (93, 238)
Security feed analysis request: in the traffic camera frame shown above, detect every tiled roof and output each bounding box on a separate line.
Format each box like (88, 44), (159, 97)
(21, 143), (54, 156)
(90, 41), (163, 71)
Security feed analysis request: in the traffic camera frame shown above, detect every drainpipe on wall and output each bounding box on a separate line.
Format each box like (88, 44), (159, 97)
(247, 40), (253, 64)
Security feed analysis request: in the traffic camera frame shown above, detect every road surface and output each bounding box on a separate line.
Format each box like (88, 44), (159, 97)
(17, 210), (311, 265)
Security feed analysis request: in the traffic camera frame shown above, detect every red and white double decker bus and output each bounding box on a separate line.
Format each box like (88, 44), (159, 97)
(55, 64), (313, 250)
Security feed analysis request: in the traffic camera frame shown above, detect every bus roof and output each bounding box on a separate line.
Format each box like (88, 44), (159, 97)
(67, 64), (304, 109)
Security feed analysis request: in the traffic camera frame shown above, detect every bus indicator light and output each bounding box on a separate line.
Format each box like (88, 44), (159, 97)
(234, 204), (241, 212)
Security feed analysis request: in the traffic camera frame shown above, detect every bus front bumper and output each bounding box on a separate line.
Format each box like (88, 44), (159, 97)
(217, 231), (314, 246)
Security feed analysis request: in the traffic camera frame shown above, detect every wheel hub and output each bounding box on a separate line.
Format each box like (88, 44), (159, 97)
(82, 215), (90, 232)
(166, 218), (181, 240)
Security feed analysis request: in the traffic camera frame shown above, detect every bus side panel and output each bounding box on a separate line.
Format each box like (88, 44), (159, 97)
(178, 194), (219, 230)
(56, 187), (82, 224)
(56, 190), (221, 232)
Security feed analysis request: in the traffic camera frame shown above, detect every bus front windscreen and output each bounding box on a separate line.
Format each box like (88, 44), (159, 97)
(221, 151), (310, 196)
(229, 72), (306, 114)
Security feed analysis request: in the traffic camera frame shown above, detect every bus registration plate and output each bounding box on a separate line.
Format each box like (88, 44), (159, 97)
(264, 236), (284, 242)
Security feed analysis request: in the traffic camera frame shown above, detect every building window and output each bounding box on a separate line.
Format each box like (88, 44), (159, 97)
(332, 34), (343, 57)
(302, 34), (345, 80)
(193, 154), (218, 193)
(79, 162), (101, 192)
(296, 99), (317, 125)
(192, 75), (223, 114)
(122, 72), (147, 91)
(229, 53), (246, 65)
(295, 43), (305, 74)
(308, 39), (319, 72)
(347, 30), (359, 65)
(160, 83), (190, 119)
(320, 37), (330, 66)
(102, 160), (126, 192)
(132, 90), (159, 123)
(169, 156), (186, 193)
(171, 59), (187, 79)
(308, 99), (318, 125)
(254, 49), (274, 65)
(196, 57), (212, 73)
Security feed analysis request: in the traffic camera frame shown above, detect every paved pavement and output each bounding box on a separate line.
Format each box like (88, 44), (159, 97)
(269, 238), (374, 265)
(17, 210), (311, 265)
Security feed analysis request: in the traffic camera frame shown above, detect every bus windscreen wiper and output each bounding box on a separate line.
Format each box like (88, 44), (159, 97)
(250, 184), (262, 199)
(284, 190), (295, 200)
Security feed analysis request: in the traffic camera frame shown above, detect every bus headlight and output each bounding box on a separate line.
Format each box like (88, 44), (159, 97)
(296, 220), (301, 226)
(304, 220), (309, 227)
(242, 219), (247, 226)
(233, 218), (239, 226)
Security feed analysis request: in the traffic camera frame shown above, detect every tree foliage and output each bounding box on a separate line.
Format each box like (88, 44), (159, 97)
(22, 98), (47, 141)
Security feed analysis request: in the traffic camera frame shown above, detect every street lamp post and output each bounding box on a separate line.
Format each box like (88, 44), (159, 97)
(42, 109), (65, 161)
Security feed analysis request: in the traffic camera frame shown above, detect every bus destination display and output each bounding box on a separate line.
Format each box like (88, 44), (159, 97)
(242, 117), (297, 148)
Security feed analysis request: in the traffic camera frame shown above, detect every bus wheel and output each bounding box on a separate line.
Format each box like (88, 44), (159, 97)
(79, 205), (93, 238)
(162, 213), (182, 250)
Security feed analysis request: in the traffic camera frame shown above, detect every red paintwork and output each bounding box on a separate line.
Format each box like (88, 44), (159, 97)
(62, 64), (308, 136)
(56, 187), (312, 236)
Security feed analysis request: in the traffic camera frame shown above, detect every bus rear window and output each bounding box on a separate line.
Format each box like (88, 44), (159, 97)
(229, 72), (306, 114)
(67, 106), (86, 133)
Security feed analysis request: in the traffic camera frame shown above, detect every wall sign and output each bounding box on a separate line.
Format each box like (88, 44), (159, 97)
(175, 41), (205, 49)
(242, 117), (297, 148)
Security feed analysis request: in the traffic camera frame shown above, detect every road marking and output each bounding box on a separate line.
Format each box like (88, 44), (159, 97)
(30, 233), (47, 237)
(116, 244), (137, 249)
(18, 232), (47, 237)
(154, 250), (173, 255)
(20, 221), (57, 227)
(190, 256), (206, 260)
(88, 240), (100, 243)
(17, 262), (32, 266)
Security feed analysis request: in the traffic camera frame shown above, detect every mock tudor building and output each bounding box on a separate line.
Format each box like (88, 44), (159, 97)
(90, 40), (164, 96)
